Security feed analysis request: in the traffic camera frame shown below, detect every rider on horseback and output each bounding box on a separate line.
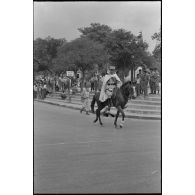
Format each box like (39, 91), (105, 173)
(99, 65), (122, 116)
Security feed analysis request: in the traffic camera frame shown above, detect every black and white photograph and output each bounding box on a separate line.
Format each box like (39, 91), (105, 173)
(33, 1), (161, 194)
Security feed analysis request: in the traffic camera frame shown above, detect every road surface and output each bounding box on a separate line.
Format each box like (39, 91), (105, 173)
(34, 101), (161, 193)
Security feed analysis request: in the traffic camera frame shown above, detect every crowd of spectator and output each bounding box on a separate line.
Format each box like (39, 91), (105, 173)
(33, 68), (161, 100)
(135, 68), (161, 98)
(33, 73), (100, 100)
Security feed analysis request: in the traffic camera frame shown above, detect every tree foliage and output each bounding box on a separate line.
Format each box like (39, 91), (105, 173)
(152, 29), (161, 61)
(56, 37), (109, 87)
(33, 37), (66, 72)
(34, 23), (160, 79)
(78, 23), (112, 45)
(78, 23), (151, 76)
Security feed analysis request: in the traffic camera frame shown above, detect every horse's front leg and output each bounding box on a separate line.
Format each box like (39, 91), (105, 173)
(114, 110), (120, 128)
(93, 108), (98, 123)
(93, 104), (105, 126)
(93, 102), (100, 123)
(117, 106), (125, 128)
(98, 104), (106, 126)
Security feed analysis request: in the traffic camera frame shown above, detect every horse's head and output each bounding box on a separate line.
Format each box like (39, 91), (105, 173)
(122, 81), (137, 99)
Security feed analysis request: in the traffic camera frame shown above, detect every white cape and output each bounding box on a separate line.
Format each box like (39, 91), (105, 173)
(99, 73), (122, 102)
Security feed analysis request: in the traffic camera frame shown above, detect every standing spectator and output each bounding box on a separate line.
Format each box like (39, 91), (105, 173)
(37, 83), (42, 99)
(40, 82), (44, 99)
(150, 70), (156, 94)
(51, 76), (55, 94)
(155, 70), (160, 94)
(94, 75), (98, 92)
(152, 69), (159, 94)
(138, 69), (143, 94)
(135, 74), (141, 96)
(42, 83), (47, 99)
(90, 76), (95, 92)
(146, 69), (151, 95)
(86, 80), (91, 91)
(140, 69), (150, 98)
(80, 86), (90, 115)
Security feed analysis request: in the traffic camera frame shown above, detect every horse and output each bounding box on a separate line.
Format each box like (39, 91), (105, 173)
(91, 81), (136, 128)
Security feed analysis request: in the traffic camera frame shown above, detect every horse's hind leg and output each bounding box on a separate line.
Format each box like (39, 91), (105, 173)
(93, 108), (103, 126)
(98, 110), (103, 126)
(114, 110), (120, 128)
(98, 104), (105, 126)
(118, 106), (125, 128)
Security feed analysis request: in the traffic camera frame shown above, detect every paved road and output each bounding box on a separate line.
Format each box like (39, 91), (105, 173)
(34, 101), (161, 193)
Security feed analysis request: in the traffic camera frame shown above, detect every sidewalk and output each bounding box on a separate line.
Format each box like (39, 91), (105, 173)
(34, 93), (161, 120)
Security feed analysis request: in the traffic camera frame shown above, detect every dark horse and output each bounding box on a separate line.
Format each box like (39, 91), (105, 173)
(91, 81), (136, 128)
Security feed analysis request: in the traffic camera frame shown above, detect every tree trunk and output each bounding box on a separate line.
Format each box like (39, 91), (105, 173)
(81, 71), (85, 92)
(133, 66), (135, 81)
(131, 66), (134, 82)
(120, 70), (125, 83)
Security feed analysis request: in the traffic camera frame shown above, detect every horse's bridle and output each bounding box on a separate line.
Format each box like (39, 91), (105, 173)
(127, 82), (136, 99)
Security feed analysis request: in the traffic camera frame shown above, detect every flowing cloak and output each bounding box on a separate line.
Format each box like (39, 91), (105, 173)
(99, 73), (122, 102)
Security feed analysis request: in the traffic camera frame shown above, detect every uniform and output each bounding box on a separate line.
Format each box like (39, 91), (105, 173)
(140, 72), (149, 97)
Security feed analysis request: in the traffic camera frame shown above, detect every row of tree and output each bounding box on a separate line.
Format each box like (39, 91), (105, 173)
(34, 23), (161, 84)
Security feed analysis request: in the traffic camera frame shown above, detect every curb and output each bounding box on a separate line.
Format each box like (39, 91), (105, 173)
(35, 99), (161, 120)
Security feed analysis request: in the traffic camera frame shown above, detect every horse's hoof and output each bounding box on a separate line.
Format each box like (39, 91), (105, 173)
(93, 119), (97, 123)
(119, 125), (123, 128)
(100, 123), (103, 126)
(114, 124), (117, 128)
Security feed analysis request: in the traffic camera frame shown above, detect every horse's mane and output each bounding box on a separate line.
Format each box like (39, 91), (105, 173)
(120, 81), (131, 91)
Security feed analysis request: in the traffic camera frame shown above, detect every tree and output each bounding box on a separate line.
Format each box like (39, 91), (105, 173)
(78, 23), (112, 44)
(78, 24), (151, 81)
(33, 37), (66, 73)
(106, 29), (149, 81)
(56, 37), (109, 90)
(152, 29), (161, 66)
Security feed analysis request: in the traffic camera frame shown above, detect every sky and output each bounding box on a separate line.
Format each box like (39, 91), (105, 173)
(34, 1), (161, 53)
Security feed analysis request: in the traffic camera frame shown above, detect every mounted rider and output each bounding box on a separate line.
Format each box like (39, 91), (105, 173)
(99, 65), (122, 114)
